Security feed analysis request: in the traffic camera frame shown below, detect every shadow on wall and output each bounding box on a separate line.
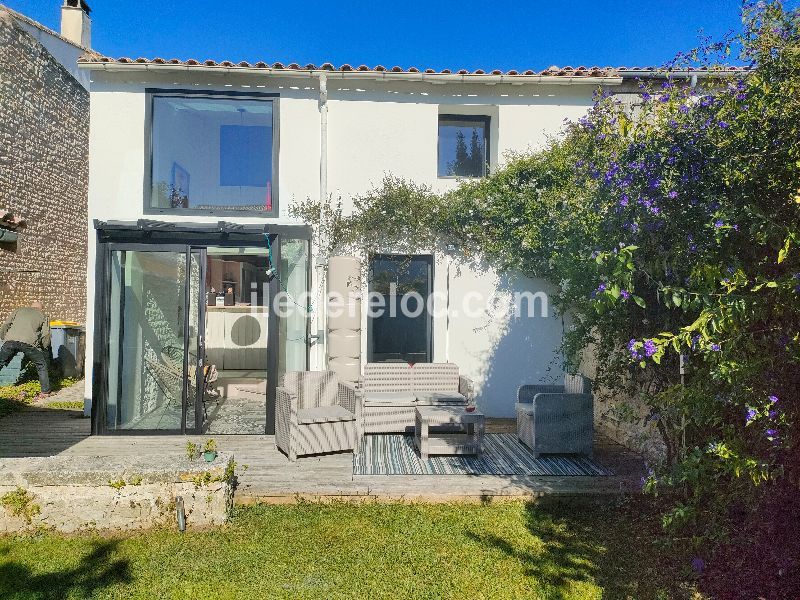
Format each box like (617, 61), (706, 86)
(474, 273), (567, 418)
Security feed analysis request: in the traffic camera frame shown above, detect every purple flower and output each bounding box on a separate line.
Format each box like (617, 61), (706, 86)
(710, 343), (721, 352)
(644, 339), (657, 357)
(641, 92), (651, 102)
(679, 104), (690, 114)
(769, 395), (779, 404)
(766, 429), (778, 438)
(619, 195), (629, 207)
(718, 121), (729, 129)
(714, 219), (724, 228)
(691, 558), (705, 573)
(768, 410), (777, 419)
(597, 283), (607, 292)
(620, 289), (630, 300)
(668, 191), (678, 199)
(746, 408), (757, 423)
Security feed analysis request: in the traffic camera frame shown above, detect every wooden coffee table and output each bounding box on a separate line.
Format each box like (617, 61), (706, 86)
(414, 406), (485, 460)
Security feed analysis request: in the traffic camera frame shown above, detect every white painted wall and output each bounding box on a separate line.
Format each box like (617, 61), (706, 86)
(84, 69), (597, 417)
(13, 17), (91, 90)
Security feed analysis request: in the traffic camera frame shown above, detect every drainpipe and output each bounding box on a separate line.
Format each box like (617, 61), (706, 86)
(316, 73), (329, 369)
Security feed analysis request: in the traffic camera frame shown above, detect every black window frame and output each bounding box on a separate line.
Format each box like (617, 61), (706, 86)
(437, 114), (491, 179)
(367, 253), (434, 364)
(144, 88), (280, 218)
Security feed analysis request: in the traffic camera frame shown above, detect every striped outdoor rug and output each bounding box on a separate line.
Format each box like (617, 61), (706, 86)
(352, 434), (613, 476)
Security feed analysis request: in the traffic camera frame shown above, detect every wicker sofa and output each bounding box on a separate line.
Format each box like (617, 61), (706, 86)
(275, 371), (359, 461)
(515, 374), (594, 458)
(358, 362), (474, 435)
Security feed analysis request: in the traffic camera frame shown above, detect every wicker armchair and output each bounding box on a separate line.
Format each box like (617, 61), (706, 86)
(515, 374), (594, 458)
(275, 371), (360, 461)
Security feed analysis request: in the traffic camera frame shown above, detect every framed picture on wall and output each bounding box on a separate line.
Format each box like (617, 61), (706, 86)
(171, 162), (190, 208)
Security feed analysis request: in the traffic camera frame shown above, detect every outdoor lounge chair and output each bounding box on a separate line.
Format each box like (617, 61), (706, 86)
(275, 370), (359, 461)
(144, 348), (218, 426)
(515, 374), (594, 458)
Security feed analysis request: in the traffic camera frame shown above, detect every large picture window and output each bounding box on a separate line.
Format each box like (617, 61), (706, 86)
(438, 115), (489, 178)
(148, 92), (278, 216)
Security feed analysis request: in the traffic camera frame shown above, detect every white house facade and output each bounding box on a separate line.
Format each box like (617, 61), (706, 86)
(79, 55), (673, 435)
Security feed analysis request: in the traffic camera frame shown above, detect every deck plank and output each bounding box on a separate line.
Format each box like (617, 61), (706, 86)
(0, 386), (645, 502)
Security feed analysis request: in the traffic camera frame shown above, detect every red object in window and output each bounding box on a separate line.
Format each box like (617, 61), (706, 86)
(265, 181), (272, 211)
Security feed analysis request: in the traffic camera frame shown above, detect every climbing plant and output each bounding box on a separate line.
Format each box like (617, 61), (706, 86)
(293, 4), (800, 585)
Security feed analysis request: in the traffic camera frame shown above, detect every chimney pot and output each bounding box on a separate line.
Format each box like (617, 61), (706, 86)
(60, 0), (91, 48)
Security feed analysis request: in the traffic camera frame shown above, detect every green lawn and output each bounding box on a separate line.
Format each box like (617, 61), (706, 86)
(0, 498), (702, 599)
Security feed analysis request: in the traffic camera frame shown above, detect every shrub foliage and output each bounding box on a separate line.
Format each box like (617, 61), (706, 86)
(293, 2), (799, 580)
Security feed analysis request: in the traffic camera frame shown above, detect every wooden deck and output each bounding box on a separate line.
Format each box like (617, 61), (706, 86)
(0, 399), (645, 503)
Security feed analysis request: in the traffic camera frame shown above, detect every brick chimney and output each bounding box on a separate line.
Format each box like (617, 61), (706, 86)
(60, 0), (91, 47)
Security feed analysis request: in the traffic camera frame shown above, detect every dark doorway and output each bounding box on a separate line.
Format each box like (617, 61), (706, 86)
(367, 254), (433, 363)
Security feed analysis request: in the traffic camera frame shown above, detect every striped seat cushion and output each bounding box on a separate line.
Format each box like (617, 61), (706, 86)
(364, 392), (417, 406)
(297, 405), (355, 425)
(415, 392), (466, 405)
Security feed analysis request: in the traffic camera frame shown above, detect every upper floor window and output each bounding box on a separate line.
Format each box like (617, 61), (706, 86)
(148, 92), (278, 216)
(437, 115), (489, 178)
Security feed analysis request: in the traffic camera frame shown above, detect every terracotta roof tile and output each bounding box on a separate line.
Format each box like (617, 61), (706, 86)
(76, 54), (751, 79)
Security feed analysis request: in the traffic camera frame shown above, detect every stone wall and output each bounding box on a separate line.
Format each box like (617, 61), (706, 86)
(581, 346), (666, 464)
(0, 453), (234, 533)
(0, 10), (89, 326)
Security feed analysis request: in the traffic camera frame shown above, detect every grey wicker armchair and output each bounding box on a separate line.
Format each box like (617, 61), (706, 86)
(515, 374), (594, 458)
(275, 371), (360, 461)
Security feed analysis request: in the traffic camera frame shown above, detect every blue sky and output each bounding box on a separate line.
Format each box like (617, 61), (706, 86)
(6, 0), (754, 70)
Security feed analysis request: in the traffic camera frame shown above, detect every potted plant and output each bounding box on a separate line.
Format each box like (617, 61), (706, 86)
(202, 439), (218, 462)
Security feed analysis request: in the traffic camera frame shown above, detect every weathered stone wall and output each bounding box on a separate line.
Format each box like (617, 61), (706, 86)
(581, 345), (666, 464)
(0, 453), (234, 533)
(0, 10), (88, 325)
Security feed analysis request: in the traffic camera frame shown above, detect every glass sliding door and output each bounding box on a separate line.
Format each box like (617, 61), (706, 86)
(96, 233), (312, 435)
(187, 249), (204, 432)
(106, 248), (192, 432)
(278, 238), (309, 382)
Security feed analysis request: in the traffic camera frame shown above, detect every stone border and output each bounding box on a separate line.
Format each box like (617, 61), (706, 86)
(0, 452), (234, 533)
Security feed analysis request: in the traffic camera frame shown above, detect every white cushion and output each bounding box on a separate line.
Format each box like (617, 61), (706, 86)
(363, 392), (417, 406)
(297, 405), (355, 425)
(415, 392), (467, 405)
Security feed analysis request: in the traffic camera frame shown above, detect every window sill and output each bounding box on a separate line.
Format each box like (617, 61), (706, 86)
(144, 207), (280, 219)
